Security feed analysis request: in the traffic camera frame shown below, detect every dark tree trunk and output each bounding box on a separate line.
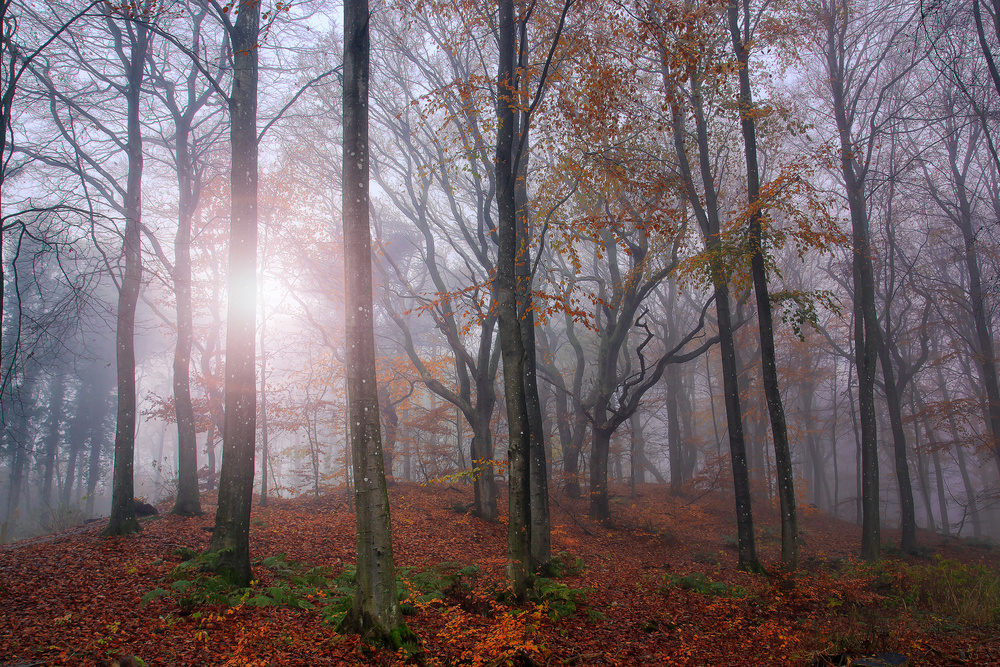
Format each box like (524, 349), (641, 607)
(339, 0), (412, 647)
(171, 116), (201, 517)
(473, 376), (498, 521)
(826, 23), (881, 561)
(41, 376), (66, 508)
(3, 370), (35, 536)
(210, 0), (260, 585)
(495, 0), (531, 598)
(945, 121), (1000, 478)
(102, 16), (150, 538)
(877, 339), (916, 551)
(589, 422), (612, 521)
(631, 412), (646, 487)
(666, 362), (685, 495)
(728, 0), (797, 570)
(514, 118), (549, 570)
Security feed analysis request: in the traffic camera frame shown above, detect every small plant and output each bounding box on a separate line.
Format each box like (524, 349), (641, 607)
(661, 572), (746, 598)
(691, 551), (719, 565)
(907, 557), (1000, 628)
(543, 551), (587, 578)
(958, 536), (997, 552)
(449, 501), (474, 514)
(526, 577), (592, 620)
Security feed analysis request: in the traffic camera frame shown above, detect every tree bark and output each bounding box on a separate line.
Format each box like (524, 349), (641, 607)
(171, 115), (201, 517)
(727, 0), (797, 570)
(339, 0), (413, 647)
(496, 0), (532, 597)
(102, 15), (150, 538)
(665, 56), (761, 572)
(41, 375), (66, 509)
(823, 3), (881, 560)
(877, 338), (916, 551)
(210, 0), (260, 585)
(514, 115), (549, 570)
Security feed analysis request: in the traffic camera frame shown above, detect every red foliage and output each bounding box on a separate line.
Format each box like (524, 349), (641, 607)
(1, 484), (997, 665)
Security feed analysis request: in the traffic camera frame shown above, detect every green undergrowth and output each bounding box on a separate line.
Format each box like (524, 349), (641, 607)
(143, 549), (600, 630)
(526, 577), (593, 620)
(815, 554), (1000, 656)
(661, 572), (747, 598)
(527, 551), (593, 620)
(871, 556), (1000, 629)
(141, 551), (482, 628)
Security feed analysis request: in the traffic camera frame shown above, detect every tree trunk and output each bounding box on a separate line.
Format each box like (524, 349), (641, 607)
(877, 339), (916, 551)
(932, 448), (950, 535)
(259, 242), (270, 507)
(471, 403), (498, 521)
(210, 0), (260, 585)
(947, 126), (1000, 478)
(495, 0), (531, 598)
(728, 0), (797, 570)
(3, 370), (35, 536)
(102, 17), (150, 538)
(515, 119), (549, 570)
(631, 412), (646, 486)
(828, 47), (881, 561)
(666, 362), (685, 495)
(339, 0), (413, 647)
(589, 422), (612, 521)
(41, 376), (66, 509)
(171, 115), (201, 517)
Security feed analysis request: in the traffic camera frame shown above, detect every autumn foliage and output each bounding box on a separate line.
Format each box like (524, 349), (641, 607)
(2, 483), (998, 666)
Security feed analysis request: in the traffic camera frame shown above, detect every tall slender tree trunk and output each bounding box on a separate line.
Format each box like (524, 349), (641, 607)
(339, 0), (412, 647)
(665, 54), (761, 572)
(210, 0), (260, 585)
(877, 339), (916, 551)
(947, 128), (1000, 478)
(41, 376), (66, 509)
(3, 370), (35, 537)
(103, 16), (151, 538)
(512, 59), (550, 572)
(496, 0), (531, 598)
(728, 0), (797, 570)
(828, 53), (881, 561)
(171, 118), (201, 517)
(259, 225), (270, 507)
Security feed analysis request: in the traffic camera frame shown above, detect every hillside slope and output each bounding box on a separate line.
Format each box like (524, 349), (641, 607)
(1, 483), (997, 666)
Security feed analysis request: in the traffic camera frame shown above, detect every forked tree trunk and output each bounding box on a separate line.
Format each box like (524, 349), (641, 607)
(823, 5), (881, 560)
(667, 58), (761, 572)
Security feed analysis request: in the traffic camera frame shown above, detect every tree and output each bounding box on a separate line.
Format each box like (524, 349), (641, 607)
(646, 1), (762, 572)
(102, 4), (152, 538)
(495, 0), (532, 598)
(808, 0), (923, 560)
(143, 2), (226, 518)
(727, 0), (797, 570)
(338, 0), (414, 648)
(208, 0), (261, 585)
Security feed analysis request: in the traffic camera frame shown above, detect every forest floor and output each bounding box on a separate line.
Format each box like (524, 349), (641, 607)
(1, 481), (999, 666)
